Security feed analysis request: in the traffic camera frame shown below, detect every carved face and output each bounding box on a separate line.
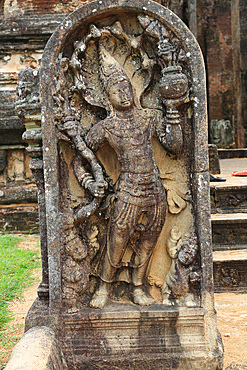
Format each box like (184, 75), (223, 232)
(108, 80), (134, 110)
(178, 244), (194, 266)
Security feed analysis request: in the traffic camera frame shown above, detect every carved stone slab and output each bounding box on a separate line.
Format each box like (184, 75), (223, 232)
(25, 1), (223, 368)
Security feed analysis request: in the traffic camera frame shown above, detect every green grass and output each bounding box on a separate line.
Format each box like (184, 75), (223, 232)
(0, 323), (22, 370)
(0, 235), (41, 330)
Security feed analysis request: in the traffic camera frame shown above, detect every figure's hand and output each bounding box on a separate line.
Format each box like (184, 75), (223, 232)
(169, 246), (178, 259)
(63, 119), (78, 138)
(57, 118), (78, 138)
(170, 226), (181, 242)
(86, 181), (107, 198)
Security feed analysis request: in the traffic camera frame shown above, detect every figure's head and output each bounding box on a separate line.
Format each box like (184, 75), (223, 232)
(178, 244), (193, 265)
(107, 79), (133, 111)
(99, 44), (134, 111)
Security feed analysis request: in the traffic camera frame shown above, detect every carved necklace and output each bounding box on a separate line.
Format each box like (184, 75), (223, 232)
(105, 113), (150, 143)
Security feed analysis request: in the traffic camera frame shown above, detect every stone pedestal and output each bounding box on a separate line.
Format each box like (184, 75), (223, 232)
(25, 300), (222, 370)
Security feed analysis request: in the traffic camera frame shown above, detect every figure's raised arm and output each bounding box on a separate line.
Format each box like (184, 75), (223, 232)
(154, 110), (183, 156)
(86, 121), (106, 153)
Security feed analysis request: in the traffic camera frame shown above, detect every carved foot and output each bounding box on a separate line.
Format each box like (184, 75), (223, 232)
(162, 297), (174, 306)
(133, 287), (154, 306)
(90, 291), (108, 309)
(67, 306), (79, 314)
(184, 293), (197, 307)
(185, 299), (197, 307)
(162, 290), (174, 306)
(90, 282), (109, 309)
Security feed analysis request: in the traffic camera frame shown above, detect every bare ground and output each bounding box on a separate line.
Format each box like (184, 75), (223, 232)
(0, 235), (41, 368)
(1, 236), (247, 369)
(215, 292), (247, 369)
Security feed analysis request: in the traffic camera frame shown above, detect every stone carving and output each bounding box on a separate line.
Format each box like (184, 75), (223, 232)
(16, 67), (49, 300)
(0, 151), (7, 173)
(210, 119), (235, 148)
(16, 67), (40, 116)
(49, 15), (199, 310)
(228, 194), (247, 207)
(21, 2), (223, 368)
(162, 227), (200, 306)
(217, 267), (241, 287)
(138, 15), (189, 122)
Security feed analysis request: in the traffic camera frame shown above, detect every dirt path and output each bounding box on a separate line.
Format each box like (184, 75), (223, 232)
(1, 236), (247, 369)
(0, 236), (42, 369)
(215, 292), (247, 369)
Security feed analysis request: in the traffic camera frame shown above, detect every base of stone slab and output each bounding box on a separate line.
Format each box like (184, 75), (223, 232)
(68, 353), (223, 370)
(25, 300), (223, 370)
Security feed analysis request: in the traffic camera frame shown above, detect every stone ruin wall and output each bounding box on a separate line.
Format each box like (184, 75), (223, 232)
(197, 0), (247, 148)
(0, 0), (246, 233)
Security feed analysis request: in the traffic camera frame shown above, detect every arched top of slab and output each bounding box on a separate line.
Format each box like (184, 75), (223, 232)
(41, 0), (203, 65)
(40, 0), (207, 175)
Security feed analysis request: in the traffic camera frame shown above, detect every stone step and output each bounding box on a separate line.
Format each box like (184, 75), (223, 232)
(213, 249), (247, 293)
(0, 204), (39, 233)
(210, 183), (247, 214)
(218, 148), (247, 159)
(0, 183), (37, 205)
(211, 213), (247, 251)
(211, 157), (247, 213)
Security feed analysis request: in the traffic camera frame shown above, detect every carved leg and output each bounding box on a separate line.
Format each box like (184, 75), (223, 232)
(132, 238), (159, 306)
(90, 204), (131, 308)
(162, 282), (174, 306)
(132, 203), (166, 306)
(132, 253), (154, 306)
(90, 280), (110, 309)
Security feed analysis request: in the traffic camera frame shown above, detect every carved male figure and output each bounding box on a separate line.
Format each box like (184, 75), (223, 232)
(84, 47), (183, 308)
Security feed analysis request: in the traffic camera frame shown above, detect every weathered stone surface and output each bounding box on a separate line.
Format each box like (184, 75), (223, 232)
(197, 0), (235, 131)
(0, 147), (33, 184)
(5, 326), (68, 370)
(0, 183), (37, 205)
(18, 0), (223, 368)
(0, 204), (39, 233)
(41, 0), (207, 310)
(24, 300), (223, 370)
(211, 213), (247, 251)
(211, 185), (247, 214)
(0, 73), (25, 146)
(208, 144), (220, 174)
(218, 148), (247, 159)
(210, 119), (235, 149)
(213, 249), (247, 293)
(0, 151), (7, 173)
(0, 144), (36, 234)
(59, 305), (222, 370)
(0, 65), (37, 232)
(231, 0), (247, 147)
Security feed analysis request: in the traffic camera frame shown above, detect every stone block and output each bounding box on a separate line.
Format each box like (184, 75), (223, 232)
(5, 326), (68, 370)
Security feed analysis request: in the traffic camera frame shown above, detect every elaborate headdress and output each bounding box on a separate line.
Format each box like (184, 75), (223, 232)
(99, 44), (130, 93)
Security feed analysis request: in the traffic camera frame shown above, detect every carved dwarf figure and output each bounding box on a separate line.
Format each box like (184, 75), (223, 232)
(16, 67), (40, 107)
(162, 227), (200, 307)
(85, 46), (183, 308)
